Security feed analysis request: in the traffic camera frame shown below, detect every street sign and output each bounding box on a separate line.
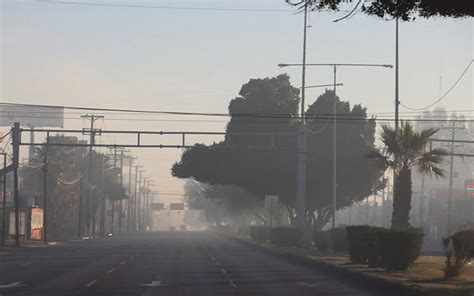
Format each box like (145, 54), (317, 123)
(170, 203), (184, 210)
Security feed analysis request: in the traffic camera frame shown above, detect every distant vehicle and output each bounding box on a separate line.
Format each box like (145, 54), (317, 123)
(179, 225), (187, 231)
(169, 226), (176, 231)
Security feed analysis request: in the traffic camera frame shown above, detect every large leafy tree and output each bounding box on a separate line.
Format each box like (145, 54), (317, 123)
(22, 136), (128, 238)
(369, 122), (447, 230)
(305, 90), (383, 228)
(288, 1), (473, 20)
(173, 76), (383, 229)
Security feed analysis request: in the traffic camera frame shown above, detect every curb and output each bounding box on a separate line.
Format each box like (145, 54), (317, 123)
(227, 235), (473, 296)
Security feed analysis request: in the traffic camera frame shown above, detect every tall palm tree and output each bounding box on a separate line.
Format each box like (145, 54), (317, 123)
(369, 122), (446, 230)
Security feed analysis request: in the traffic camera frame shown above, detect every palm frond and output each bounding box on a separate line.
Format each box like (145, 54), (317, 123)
(416, 147), (447, 178)
(380, 124), (400, 157)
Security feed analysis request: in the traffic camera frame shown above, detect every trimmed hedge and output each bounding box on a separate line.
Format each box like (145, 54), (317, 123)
(442, 229), (474, 278)
(312, 230), (329, 252)
(378, 228), (424, 271)
(329, 227), (348, 252)
(249, 226), (270, 242)
(346, 225), (382, 266)
(269, 227), (303, 247)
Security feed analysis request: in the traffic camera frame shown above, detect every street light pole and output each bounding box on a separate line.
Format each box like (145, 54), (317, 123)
(278, 62), (392, 228)
(295, 0), (308, 230)
(1, 153), (6, 246)
(332, 65), (337, 227)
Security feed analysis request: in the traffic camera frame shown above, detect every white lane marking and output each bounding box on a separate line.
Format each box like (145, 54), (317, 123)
(129, 256), (134, 260)
(140, 281), (161, 287)
(0, 282), (25, 288)
(106, 268), (114, 274)
(228, 280), (237, 288)
(220, 268), (227, 274)
(136, 252), (141, 256)
(120, 261), (127, 265)
(20, 262), (32, 267)
(215, 261), (221, 266)
(86, 280), (96, 287)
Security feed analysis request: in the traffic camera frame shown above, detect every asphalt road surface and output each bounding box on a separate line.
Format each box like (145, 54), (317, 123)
(0, 232), (396, 296)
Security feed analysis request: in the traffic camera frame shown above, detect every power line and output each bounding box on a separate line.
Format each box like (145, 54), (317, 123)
(401, 59), (473, 111)
(1, 108), (473, 116)
(37, 0), (293, 12)
(1, 102), (473, 122)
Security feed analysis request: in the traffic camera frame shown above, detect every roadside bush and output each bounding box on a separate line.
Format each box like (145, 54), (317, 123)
(269, 227), (303, 247)
(346, 225), (383, 266)
(442, 230), (474, 278)
(329, 227), (348, 252)
(378, 228), (424, 271)
(249, 226), (269, 242)
(312, 230), (329, 252)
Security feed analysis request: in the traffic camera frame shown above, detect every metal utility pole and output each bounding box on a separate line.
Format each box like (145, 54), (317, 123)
(133, 165), (142, 231)
(110, 146), (118, 235)
(126, 156), (136, 232)
(137, 170), (144, 231)
(42, 133), (49, 243)
(118, 149), (128, 233)
(279, 62), (392, 228)
(295, 1), (308, 230)
(99, 157), (106, 237)
(78, 170), (84, 238)
(81, 114), (103, 237)
(447, 122), (456, 235)
(12, 122), (20, 247)
(1, 153), (6, 246)
(393, 17), (400, 217)
(419, 149), (426, 228)
(332, 65), (337, 227)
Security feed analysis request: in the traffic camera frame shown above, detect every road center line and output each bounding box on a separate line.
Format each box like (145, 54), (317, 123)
(229, 280), (237, 288)
(106, 268), (114, 274)
(86, 280), (96, 287)
(220, 268), (227, 274)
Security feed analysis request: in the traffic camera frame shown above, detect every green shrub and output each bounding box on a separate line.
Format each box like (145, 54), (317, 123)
(249, 226), (269, 242)
(329, 227), (348, 252)
(346, 225), (383, 266)
(347, 225), (372, 263)
(442, 230), (474, 278)
(269, 227), (303, 247)
(378, 228), (424, 271)
(312, 230), (329, 252)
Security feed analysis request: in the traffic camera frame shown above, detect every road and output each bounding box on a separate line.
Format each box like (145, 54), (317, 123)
(0, 232), (395, 296)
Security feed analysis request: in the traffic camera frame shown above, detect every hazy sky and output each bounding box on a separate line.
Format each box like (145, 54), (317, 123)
(1, 0), (472, 202)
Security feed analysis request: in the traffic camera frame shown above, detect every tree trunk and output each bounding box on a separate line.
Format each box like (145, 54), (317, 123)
(313, 208), (331, 230)
(391, 167), (412, 230)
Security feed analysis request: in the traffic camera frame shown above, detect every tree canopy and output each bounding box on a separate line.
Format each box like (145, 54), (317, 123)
(288, 1), (473, 21)
(172, 75), (384, 229)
